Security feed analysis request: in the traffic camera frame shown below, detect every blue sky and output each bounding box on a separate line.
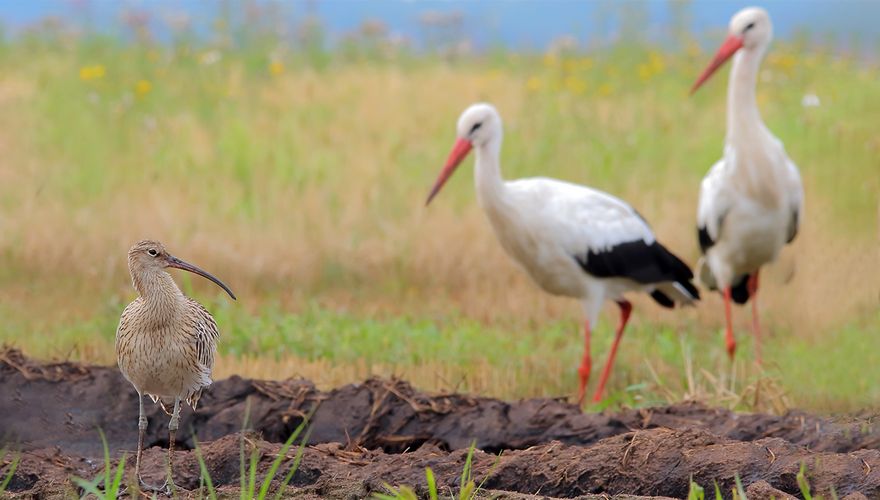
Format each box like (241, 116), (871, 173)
(1, 1), (877, 51)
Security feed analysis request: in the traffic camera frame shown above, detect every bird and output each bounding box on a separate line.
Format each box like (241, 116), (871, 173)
(425, 103), (699, 404)
(115, 240), (236, 489)
(691, 7), (804, 363)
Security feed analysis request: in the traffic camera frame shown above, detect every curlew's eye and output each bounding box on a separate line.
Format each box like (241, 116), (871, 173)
(743, 22), (755, 33)
(147, 249), (159, 257)
(469, 122), (482, 135)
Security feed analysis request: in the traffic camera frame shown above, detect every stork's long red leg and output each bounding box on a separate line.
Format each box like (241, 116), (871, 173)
(577, 320), (592, 406)
(748, 269), (761, 364)
(724, 287), (736, 359)
(591, 300), (632, 403)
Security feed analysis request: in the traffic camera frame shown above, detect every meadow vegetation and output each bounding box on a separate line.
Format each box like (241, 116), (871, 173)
(0, 6), (877, 412)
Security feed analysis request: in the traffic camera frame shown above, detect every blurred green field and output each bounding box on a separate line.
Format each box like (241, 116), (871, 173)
(0, 18), (877, 413)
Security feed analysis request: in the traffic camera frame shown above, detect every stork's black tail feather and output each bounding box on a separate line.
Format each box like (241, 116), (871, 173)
(656, 243), (701, 302)
(730, 274), (751, 304)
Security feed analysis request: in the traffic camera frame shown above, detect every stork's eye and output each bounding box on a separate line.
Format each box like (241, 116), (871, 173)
(147, 249), (159, 257)
(743, 22), (755, 32)
(469, 122), (482, 134)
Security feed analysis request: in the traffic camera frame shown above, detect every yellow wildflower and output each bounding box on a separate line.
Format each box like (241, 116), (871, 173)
(269, 61), (284, 76)
(598, 83), (613, 97)
(79, 64), (106, 81)
(648, 51), (665, 73)
(525, 76), (542, 93)
(638, 64), (652, 82)
(563, 75), (587, 95)
(542, 53), (558, 69)
(135, 79), (152, 97)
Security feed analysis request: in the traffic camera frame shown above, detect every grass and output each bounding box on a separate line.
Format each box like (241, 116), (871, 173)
(193, 418), (310, 500)
(374, 441), (500, 500)
(71, 430), (127, 500)
(0, 7), (877, 412)
(65, 417), (312, 499)
(0, 445), (20, 494)
(684, 465), (842, 500)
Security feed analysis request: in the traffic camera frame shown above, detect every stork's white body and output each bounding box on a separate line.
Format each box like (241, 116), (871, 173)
(692, 7), (804, 360)
(427, 103), (698, 403)
(696, 12), (803, 293)
(698, 140), (803, 290)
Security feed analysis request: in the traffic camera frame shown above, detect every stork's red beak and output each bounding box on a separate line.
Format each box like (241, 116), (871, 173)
(425, 137), (473, 206)
(690, 34), (744, 94)
(166, 254), (237, 300)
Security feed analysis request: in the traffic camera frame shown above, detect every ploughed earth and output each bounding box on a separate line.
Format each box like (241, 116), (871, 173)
(1, 349), (878, 499)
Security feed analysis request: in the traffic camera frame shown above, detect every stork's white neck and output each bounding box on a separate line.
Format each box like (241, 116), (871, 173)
(726, 47), (766, 144)
(473, 134), (508, 208)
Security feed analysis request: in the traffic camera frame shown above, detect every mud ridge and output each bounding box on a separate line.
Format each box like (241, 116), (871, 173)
(7, 430), (880, 498)
(2, 349), (877, 459)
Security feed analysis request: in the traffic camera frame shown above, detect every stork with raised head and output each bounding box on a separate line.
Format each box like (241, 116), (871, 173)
(426, 103), (700, 404)
(691, 7), (804, 362)
(115, 240), (236, 490)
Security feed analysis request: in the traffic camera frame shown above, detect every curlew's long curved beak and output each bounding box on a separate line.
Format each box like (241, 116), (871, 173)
(425, 137), (473, 206)
(167, 255), (237, 300)
(690, 34), (744, 94)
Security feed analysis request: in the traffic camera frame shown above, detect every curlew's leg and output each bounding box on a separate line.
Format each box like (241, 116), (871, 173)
(576, 320), (592, 406)
(592, 301), (632, 403)
(134, 395), (167, 493)
(724, 287), (736, 359)
(748, 270), (761, 364)
(135, 393), (147, 482)
(167, 397), (181, 489)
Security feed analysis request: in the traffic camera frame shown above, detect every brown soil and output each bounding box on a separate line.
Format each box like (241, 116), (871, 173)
(1, 349), (879, 499)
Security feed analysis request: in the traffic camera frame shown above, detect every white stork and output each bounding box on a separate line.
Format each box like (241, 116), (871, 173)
(691, 7), (804, 362)
(426, 103), (699, 404)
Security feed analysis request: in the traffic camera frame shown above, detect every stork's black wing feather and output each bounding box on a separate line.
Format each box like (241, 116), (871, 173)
(698, 226), (715, 253)
(786, 208), (799, 244)
(574, 240), (700, 300)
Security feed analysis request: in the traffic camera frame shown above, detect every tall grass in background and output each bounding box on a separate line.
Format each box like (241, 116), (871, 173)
(0, 3), (877, 411)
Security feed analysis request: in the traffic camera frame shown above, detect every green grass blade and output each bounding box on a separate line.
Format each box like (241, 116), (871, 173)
(797, 462), (812, 500)
(734, 474), (748, 500)
(687, 476), (705, 500)
(0, 453), (20, 492)
(240, 400), (252, 500)
(713, 481), (722, 500)
(72, 477), (106, 498)
(247, 447), (259, 497)
(425, 467), (438, 500)
(99, 428), (112, 495)
(193, 436), (218, 500)
(474, 450), (502, 494)
(274, 427), (313, 500)
(109, 453), (127, 496)
(258, 419), (308, 499)
(459, 441), (475, 491)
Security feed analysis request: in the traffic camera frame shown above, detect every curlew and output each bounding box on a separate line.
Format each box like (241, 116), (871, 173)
(426, 103), (699, 404)
(691, 7), (804, 362)
(115, 240), (236, 489)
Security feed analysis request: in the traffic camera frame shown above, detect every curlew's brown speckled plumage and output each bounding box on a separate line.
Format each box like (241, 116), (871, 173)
(115, 240), (236, 490)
